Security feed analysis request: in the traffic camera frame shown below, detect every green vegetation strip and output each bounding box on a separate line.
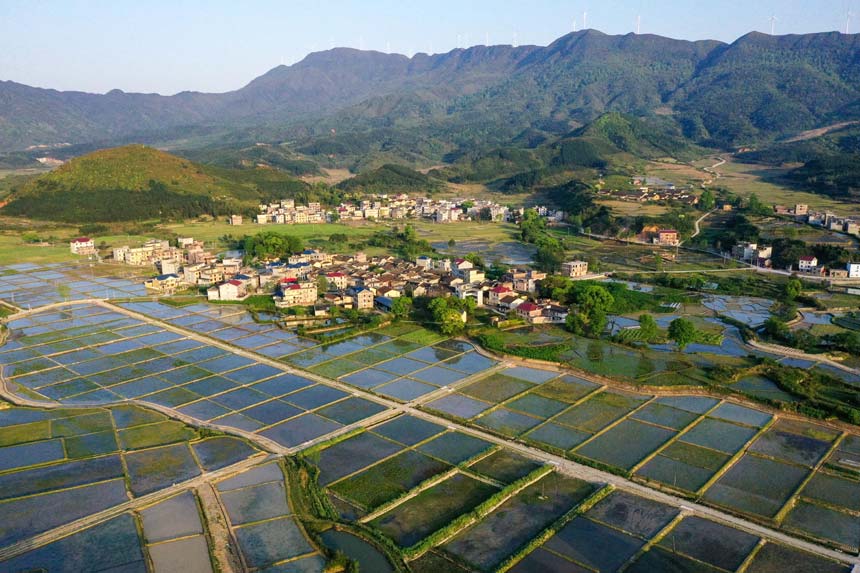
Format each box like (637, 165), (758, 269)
(402, 465), (554, 560)
(495, 484), (615, 573)
(300, 428), (365, 460)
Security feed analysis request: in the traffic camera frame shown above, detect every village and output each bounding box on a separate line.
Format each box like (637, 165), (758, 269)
(70, 233), (596, 325)
(245, 193), (563, 226)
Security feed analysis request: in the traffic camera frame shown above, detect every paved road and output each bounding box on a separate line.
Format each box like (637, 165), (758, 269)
(684, 209), (714, 243)
(1, 299), (858, 566)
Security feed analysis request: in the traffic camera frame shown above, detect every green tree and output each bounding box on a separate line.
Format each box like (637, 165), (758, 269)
(578, 285), (614, 315)
(439, 309), (466, 335)
(763, 317), (791, 341)
(329, 233), (349, 244)
(784, 278), (802, 301)
(316, 275), (329, 295)
(567, 285), (614, 338)
(465, 253), (485, 269)
(533, 237), (566, 273)
(447, 238), (456, 248)
(390, 296), (413, 320)
(668, 318), (698, 350)
(746, 193), (771, 216)
(638, 314), (658, 341)
(243, 231), (303, 262)
(699, 189), (716, 211)
(519, 209), (546, 243)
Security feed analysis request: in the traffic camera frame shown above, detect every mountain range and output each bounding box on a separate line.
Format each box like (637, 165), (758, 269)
(2, 29), (860, 156)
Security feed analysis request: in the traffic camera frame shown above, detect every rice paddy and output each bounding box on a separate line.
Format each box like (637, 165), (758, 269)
(0, 264), (858, 570)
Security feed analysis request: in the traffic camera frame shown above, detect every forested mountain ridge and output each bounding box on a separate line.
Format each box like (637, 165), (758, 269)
(1, 30), (859, 154)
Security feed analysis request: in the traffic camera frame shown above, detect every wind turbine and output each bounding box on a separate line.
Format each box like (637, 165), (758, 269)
(572, 18), (577, 32)
(485, 31), (490, 45)
(513, 31), (519, 47)
(769, 14), (778, 35)
(583, 10), (588, 29)
(846, 9), (854, 34)
(636, 14), (641, 34)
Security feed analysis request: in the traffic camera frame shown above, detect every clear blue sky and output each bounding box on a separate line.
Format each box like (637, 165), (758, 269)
(1, 0), (857, 95)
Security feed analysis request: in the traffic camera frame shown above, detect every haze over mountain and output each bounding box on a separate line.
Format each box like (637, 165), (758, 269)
(1, 29), (859, 154)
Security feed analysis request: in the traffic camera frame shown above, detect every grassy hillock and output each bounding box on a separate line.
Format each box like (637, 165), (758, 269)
(2, 145), (311, 222)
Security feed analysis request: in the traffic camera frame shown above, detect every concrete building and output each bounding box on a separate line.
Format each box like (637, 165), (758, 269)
(798, 256), (819, 273)
(848, 262), (860, 279)
(69, 237), (96, 255)
(353, 287), (374, 310)
(654, 230), (680, 246)
(275, 282), (318, 308)
(561, 260), (589, 278)
(144, 273), (180, 293)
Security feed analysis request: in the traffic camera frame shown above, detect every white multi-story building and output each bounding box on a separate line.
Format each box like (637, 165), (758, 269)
(70, 237), (96, 255)
(798, 256), (818, 272)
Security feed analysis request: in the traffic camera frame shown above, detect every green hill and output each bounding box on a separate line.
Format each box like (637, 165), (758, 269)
(178, 143), (322, 176)
(336, 164), (442, 193)
(2, 145), (310, 222)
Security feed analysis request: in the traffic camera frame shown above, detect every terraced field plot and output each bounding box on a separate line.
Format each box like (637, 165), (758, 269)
(4, 303), (393, 449)
(424, 366), (725, 473)
(0, 262), (149, 309)
(310, 326), (498, 401)
(139, 491), (212, 572)
(510, 489), (852, 573)
(324, 420), (494, 516)
(215, 460), (324, 571)
(0, 403), (262, 565)
(122, 303), (499, 402)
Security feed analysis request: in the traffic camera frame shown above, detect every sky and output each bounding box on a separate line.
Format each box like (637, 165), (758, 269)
(1, 0), (858, 95)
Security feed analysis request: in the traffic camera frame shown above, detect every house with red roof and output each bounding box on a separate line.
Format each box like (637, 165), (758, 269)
(798, 255), (818, 273)
(69, 237), (96, 255)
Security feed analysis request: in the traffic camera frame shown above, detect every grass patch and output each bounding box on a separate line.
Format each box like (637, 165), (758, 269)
(118, 420), (199, 450)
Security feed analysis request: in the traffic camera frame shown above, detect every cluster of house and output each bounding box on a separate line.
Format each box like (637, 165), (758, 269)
(251, 199), (326, 225)
(731, 240), (860, 279)
(596, 177), (699, 206)
(795, 256), (860, 279)
(774, 204), (860, 236)
(233, 193), (565, 226)
(113, 237), (215, 270)
(141, 244), (596, 323)
(732, 242), (773, 267)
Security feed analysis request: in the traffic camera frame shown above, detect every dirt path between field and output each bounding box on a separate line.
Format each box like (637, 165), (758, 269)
(197, 482), (246, 573)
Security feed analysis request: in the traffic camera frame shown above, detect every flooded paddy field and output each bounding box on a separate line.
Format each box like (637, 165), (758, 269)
(0, 403), (259, 548)
(418, 363), (860, 552)
(0, 276), (859, 570)
(3, 303), (394, 449)
(0, 262), (148, 308)
(215, 461), (323, 570)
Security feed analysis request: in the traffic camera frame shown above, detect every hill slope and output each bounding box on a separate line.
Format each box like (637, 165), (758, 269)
(1, 31), (859, 153)
(2, 145), (309, 222)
